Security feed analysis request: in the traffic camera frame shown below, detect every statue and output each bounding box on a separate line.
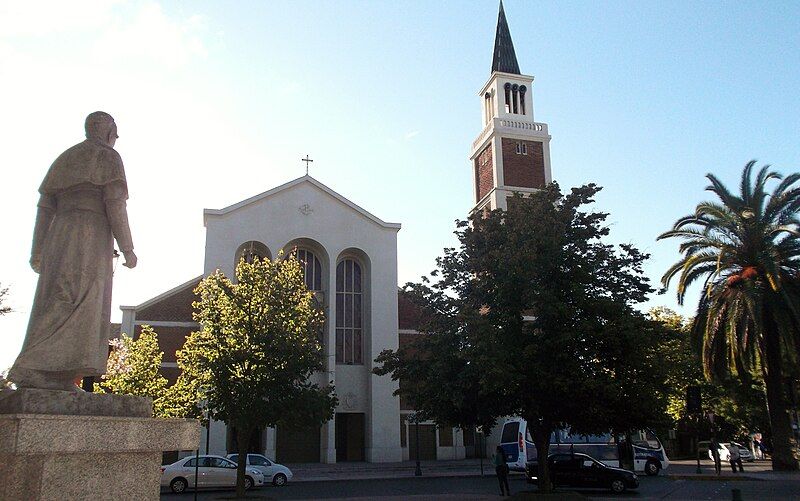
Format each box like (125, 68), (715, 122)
(8, 111), (137, 392)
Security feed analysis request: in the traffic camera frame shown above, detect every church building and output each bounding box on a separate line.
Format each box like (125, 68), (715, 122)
(119, 1), (551, 464)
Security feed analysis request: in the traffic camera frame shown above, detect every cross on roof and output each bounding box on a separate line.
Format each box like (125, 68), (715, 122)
(302, 155), (314, 175)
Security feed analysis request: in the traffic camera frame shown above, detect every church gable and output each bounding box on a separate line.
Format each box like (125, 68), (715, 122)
(203, 176), (401, 231)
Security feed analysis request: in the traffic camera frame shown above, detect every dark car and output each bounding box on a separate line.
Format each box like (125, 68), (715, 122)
(526, 453), (639, 493)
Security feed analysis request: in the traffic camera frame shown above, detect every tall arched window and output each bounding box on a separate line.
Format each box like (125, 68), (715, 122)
(295, 249), (323, 292)
(519, 85), (527, 115)
(336, 259), (362, 364)
(235, 241), (270, 267)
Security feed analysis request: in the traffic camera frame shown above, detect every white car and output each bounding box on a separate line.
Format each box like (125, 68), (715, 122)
(708, 442), (754, 463)
(227, 453), (293, 486)
(161, 454), (265, 493)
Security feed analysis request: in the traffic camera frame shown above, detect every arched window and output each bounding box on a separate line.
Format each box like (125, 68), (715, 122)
(235, 241), (270, 267)
(503, 83), (511, 113)
(519, 85), (527, 115)
(336, 259), (362, 364)
(511, 84), (519, 114)
(295, 249), (323, 292)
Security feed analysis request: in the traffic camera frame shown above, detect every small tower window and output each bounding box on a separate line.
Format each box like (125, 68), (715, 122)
(511, 84), (519, 114)
(515, 142), (527, 155)
(519, 85), (527, 115)
(484, 92), (493, 124)
(504, 83), (511, 113)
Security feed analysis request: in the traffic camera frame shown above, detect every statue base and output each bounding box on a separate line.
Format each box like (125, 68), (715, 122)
(0, 388), (152, 417)
(0, 391), (199, 501)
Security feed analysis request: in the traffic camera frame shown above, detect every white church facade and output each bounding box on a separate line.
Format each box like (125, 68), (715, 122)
(119, 2), (550, 464)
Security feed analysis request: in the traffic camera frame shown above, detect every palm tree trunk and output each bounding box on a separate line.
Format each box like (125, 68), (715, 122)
(762, 304), (799, 471)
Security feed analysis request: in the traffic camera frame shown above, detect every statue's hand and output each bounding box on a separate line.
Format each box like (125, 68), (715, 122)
(122, 250), (138, 269)
(30, 255), (41, 273)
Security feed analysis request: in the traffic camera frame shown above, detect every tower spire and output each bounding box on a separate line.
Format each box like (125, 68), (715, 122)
(491, 0), (520, 75)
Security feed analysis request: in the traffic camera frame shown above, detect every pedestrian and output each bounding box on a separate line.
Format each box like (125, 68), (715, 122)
(492, 445), (511, 496)
(709, 437), (722, 475)
(753, 437), (763, 460)
(729, 445), (743, 473)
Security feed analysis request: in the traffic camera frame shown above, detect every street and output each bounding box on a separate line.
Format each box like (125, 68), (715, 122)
(161, 473), (800, 500)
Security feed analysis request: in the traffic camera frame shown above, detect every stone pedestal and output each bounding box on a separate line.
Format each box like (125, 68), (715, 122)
(0, 390), (199, 501)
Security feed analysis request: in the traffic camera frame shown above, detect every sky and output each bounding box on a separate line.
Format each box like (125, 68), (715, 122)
(1, 0), (799, 371)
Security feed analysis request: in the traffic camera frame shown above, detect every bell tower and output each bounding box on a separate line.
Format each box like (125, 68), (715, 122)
(470, 0), (553, 212)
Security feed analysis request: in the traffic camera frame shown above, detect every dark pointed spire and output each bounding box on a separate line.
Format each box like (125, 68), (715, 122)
(491, 0), (520, 75)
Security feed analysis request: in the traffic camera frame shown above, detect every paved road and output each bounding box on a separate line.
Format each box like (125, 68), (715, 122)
(162, 473), (800, 500)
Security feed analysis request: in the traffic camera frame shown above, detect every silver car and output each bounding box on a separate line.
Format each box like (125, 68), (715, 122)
(161, 454), (265, 493)
(227, 453), (294, 486)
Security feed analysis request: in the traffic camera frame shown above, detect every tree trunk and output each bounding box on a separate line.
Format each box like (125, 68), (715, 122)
(530, 419), (554, 493)
(762, 303), (799, 471)
(235, 424), (251, 498)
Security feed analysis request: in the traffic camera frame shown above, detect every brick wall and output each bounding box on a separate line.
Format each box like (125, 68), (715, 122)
(398, 290), (424, 330)
(138, 280), (201, 321)
(474, 143), (494, 202)
(134, 324), (195, 363)
(501, 138), (545, 189)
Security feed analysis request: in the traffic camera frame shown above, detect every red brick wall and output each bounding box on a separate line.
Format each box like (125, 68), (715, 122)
(501, 138), (545, 189)
(398, 291), (424, 330)
(134, 324), (195, 363)
(474, 143), (494, 202)
(137, 280), (201, 321)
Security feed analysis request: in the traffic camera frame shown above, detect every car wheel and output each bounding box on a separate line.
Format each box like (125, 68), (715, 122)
(645, 459), (661, 476)
(243, 476), (254, 490)
(273, 473), (288, 486)
(610, 479), (626, 493)
(170, 478), (188, 494)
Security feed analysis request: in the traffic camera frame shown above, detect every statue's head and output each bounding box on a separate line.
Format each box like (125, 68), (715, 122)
(85, 111), (118, 147)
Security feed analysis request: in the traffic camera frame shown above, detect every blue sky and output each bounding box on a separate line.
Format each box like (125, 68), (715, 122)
(1, 0), (799, 369)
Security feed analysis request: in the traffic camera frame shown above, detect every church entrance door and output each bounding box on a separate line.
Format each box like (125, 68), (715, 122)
(409, 423), (437, 461)
(276, 424), (321, 463)
(335, 413), (365, 462)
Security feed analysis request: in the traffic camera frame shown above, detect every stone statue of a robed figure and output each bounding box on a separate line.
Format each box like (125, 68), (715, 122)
(8, 111), (137, 392)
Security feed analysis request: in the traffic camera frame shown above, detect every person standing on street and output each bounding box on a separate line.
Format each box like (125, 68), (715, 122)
(492, 445), (511, 496)
(710, 437), (722, 475)
(729, 445), (744, 473)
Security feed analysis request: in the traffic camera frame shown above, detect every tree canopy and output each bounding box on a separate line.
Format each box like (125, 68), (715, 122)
(377, 183), (668, 491)
(94, 325), (173, 418)
(177, 255), (337, 497)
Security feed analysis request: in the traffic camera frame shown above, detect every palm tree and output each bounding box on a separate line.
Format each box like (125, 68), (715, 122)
(660, 161), (800, 471)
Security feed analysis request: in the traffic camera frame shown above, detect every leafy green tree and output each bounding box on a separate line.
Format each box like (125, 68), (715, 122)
(179, 255), (337, 498)
(659, 161), (800, 470)
(648, 307), (768, 443)
(377, 184), (664, 491)
(94, 325), (171, 417)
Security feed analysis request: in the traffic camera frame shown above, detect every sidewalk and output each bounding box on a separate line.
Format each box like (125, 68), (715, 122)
(666, 458), (799, 481)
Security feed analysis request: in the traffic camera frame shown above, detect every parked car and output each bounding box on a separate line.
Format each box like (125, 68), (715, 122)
(707, 442), (754, 463)
(161, 454), (265, 493)
(227, 453), (293, 486)
(526, 453), (639, 493)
